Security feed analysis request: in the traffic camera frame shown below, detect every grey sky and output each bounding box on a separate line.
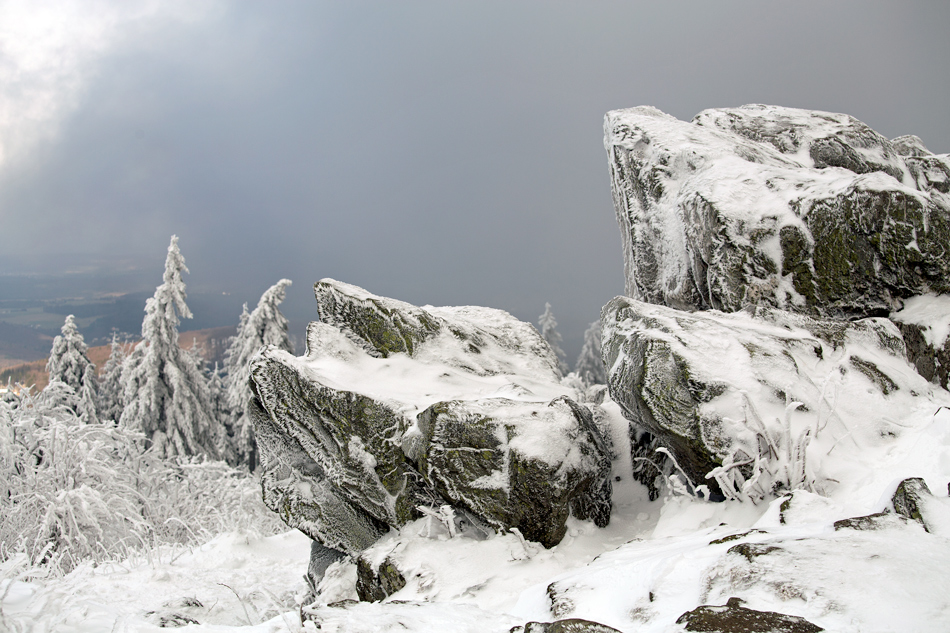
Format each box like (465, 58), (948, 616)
(1, 1), (948, 358)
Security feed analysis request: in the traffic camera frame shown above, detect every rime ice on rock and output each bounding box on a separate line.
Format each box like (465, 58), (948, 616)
(604, 104), (950, 319)
(891, 294), (950, 390)
(602, 296), (950, 500)
(249, 279), (612, 554)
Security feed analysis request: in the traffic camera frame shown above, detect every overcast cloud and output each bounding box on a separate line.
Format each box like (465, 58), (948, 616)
(1, 1), (948, 356)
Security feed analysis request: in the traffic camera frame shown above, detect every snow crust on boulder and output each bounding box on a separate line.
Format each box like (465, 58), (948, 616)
(602, 296), (950, 499)
(604, 104), (950, 319)
(250, 279), (611, 554)
(891, 294), (950, 389)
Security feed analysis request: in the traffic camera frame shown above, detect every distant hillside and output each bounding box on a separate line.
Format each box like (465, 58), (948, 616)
(0, 322), (56, 368)
(0, 326), (236, 393)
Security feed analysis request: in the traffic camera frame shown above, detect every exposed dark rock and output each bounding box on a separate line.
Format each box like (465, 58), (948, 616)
(892, 477), (933, 531)
(629, 426), (668, 501)
(892, 317), (950, 391)
(513, 619), (624, 633)
(727, 542), (782, 563)
(604, 104), (950, 319)
(325, 599), (358, 609)
(708, 529), (765, 545)
(676, 597), (823, 632)
(355, 555), (406, 602)
(833, 511), (908, 531)
(143, 611), (201, 628)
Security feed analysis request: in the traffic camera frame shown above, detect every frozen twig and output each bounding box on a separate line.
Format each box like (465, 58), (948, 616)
(217, 583), (254, 626)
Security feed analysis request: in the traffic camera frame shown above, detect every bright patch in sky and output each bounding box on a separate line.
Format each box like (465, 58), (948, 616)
(0, 0), (216, 168)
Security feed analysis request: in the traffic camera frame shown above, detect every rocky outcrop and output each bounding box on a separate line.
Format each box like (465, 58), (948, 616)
(602, 296), (943, 498)
(604, 104), (950, 320)
(251, 280), (611, 556)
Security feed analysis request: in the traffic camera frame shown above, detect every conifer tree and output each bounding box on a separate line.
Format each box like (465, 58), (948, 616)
(96, 333), (127, 423)
(46, 314), (98, 422)
(575, 320), (606, 386)
(120, 236), (221, 459)
(224, 279), (293, 470)
(207, 362), (234, 462)
(538, 302), (568, 376)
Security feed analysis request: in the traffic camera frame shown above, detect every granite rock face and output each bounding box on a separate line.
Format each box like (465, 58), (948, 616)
(250, 280), (611, 554)
(602, 296), (943, 498)
(604, 104), (950, 320)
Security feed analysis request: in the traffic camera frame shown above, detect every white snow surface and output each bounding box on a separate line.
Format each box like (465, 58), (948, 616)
(282, 308), (574, 424)
(893, 294), (950, 348)
(7, 400), (950, 631)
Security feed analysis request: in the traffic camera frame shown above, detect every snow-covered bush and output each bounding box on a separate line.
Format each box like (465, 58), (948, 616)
(704, 393), (816, 502)
(0, 388), (284, 576)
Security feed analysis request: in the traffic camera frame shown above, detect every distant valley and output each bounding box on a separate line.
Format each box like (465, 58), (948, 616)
(0, 325), (236, 392)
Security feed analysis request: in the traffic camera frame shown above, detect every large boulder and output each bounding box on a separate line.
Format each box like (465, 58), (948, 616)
(251, 280), (611, 553)
(602, 296), (946, 499)
(604, 104), (950, 319)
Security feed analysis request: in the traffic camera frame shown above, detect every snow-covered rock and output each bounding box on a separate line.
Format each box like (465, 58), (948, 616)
(675, 596), (823, 632)
(602, 295), (950, 499)
(891, 293), (950, 390)
(513, 618), (624, 632)
(250, 279), (612, 556)
(604, 104), (950, 319)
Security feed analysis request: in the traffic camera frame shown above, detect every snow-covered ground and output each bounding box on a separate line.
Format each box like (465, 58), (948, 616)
(4, 405), (949, 632)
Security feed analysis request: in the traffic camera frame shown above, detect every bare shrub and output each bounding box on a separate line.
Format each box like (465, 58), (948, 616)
(0, 388), (284, 577)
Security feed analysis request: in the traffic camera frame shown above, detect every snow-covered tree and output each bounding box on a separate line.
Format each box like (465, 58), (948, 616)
(575, 320), (606, 386)
(120, 235), (222, 459)
(207, 362), (234, 462)
(46, 315), (98, 422)
(96, 334), (127, 423)
(224, 279), (293, 470)
(539, 302), (568, 376)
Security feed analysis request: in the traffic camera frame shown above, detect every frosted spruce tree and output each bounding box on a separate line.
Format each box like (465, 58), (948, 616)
(120, 236), (222, 459)
(207, 362), (233, 462)
(539, 302), (569, 376)
(575, 320), (606, 386)
(96, 334), (127, 423)
(224, 279), (293, 470)
(46, 314), (98, 422)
